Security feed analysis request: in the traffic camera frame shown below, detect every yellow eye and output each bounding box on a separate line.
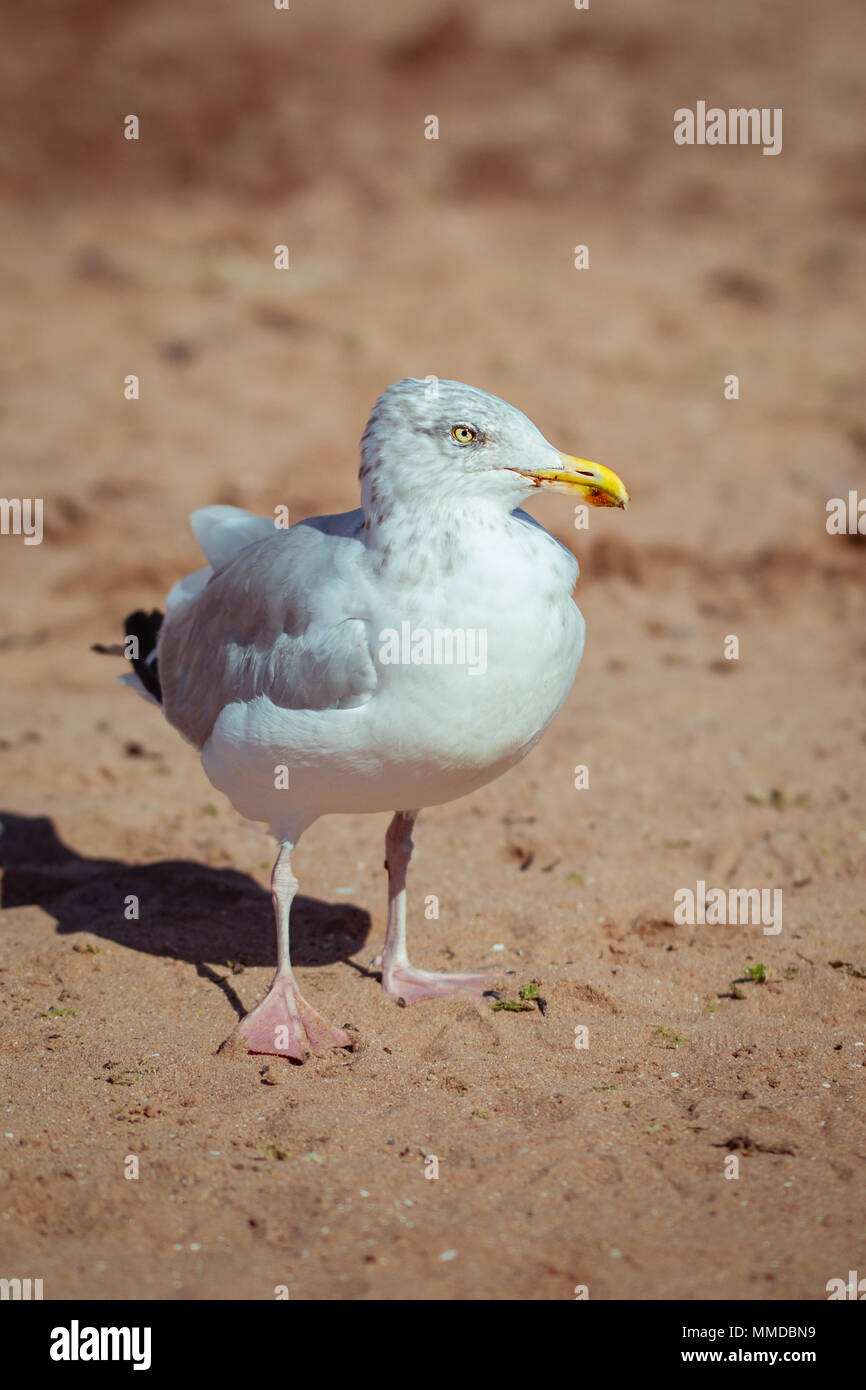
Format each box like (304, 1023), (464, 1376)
(451, 424), (477, 445)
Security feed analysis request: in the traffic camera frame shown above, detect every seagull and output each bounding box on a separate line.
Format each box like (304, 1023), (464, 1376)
(116, 378), (628, 1060)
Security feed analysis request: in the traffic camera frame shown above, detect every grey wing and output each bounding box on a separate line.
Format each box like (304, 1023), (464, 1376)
(158, 519), (377, 748)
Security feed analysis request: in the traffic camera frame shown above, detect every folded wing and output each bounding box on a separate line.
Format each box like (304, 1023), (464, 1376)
(158, 507), (377, 748)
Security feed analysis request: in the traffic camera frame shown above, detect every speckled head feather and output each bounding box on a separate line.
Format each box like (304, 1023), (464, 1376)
(359, 377), (562, 523)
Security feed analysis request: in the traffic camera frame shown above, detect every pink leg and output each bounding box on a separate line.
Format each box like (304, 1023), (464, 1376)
(239, 843), (351, 1059)
(380, 811), (503, 1005)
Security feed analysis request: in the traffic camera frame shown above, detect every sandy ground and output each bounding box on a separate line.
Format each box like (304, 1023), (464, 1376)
(1, 1), (865, 1300)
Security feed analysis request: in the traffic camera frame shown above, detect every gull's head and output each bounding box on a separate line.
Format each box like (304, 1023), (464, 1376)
(359, 378), (628, 520)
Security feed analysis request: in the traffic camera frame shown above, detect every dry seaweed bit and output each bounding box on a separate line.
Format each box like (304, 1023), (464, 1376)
(654, 1026), (684, 1048)
(744, 963), (769, 983)
(39, 1006), (76, 1017)
(716, 1135), (757, 1155)
(713, 1134), (795, 1157)
(745, 787), (809, 808)
(521, 979), (547, 1013)
(258, 1142), (290, 1162)
(490, 980), (545, 1013)
(830, 960), (866, 979)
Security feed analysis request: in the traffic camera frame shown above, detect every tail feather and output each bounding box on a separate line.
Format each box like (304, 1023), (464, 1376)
(124, 609), (164, 703)
(190, 505), (275, 570)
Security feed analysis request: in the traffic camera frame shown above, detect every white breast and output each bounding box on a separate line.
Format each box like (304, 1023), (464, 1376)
(201, 510), (585, 833)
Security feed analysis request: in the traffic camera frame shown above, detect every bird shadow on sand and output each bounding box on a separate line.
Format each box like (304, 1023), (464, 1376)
(0, 812), (373, 1021)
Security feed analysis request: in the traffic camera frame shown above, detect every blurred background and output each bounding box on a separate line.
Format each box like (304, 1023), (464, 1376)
(1, 0), (864, 617)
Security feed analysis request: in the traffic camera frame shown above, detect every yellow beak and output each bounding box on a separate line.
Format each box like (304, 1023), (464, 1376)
(517, 452), (629, 509)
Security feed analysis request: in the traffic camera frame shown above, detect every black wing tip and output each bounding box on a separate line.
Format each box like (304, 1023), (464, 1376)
(124, 608), (164, 703)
